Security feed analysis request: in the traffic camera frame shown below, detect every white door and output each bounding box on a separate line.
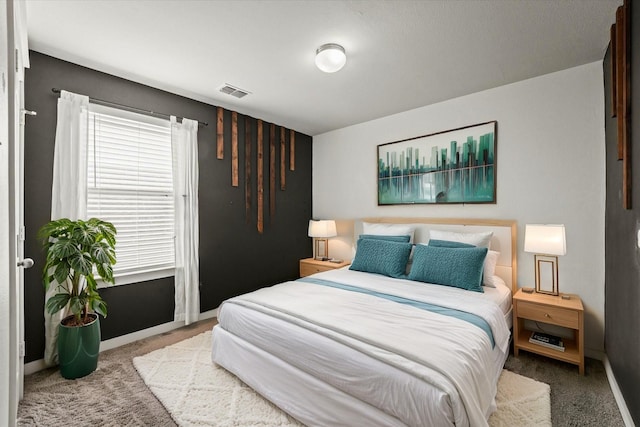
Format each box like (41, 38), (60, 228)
(2, 0), (30, 424)
(12, 0), (30, 405)
(0, 0), (15, 422)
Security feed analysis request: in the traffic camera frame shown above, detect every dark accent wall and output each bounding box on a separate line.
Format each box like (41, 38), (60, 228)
(604, 4), (640, 423)
(24, 52), (312, 362)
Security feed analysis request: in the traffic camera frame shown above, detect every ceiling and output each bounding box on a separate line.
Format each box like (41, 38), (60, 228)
(25, 0), (620, 136)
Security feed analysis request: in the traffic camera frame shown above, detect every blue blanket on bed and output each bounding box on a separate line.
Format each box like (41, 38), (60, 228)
(299, 277), (495, 348)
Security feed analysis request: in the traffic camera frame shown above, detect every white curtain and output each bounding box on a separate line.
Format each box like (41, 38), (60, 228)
(171, 116), (200, 324)
(46, 90), (89, 366)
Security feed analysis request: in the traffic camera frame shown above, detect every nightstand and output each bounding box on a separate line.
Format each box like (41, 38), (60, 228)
(299, 258), (350, 277)
(513, 289), (584, 374)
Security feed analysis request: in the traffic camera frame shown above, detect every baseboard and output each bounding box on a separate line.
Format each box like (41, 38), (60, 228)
(23, 308), (217, 376)
(24, 359), (47, 376)
(603, 355), (636, 427)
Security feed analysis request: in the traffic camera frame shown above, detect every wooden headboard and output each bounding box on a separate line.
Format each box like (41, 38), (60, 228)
(356, 217), (518, 294)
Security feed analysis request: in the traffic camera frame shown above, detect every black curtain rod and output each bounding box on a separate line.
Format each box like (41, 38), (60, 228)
(51, 88), (208, 127)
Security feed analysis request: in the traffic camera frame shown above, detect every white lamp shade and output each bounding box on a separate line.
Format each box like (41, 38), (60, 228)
(524, 224), (566, 256)
(315, 44), (346, 73)
(308, 220), (337, 238)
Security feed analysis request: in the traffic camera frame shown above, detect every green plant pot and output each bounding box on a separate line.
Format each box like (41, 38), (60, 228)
(58, 314), (101, 379)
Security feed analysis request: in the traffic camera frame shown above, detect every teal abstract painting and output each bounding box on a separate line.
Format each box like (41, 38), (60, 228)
(378, 121), (497, 205)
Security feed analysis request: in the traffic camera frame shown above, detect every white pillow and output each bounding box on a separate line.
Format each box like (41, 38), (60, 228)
(483, 250), (500, 287)
(429, 229), (493, 249)
(362, 222), (416, 244)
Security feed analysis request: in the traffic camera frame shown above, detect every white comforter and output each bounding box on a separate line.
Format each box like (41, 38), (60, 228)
(217, 269), (510, 426)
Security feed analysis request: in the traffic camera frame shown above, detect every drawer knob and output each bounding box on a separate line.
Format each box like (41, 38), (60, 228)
(544, 313), (551, 318)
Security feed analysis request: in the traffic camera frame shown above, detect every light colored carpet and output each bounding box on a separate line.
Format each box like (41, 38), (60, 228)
(134, 331), (551, 427)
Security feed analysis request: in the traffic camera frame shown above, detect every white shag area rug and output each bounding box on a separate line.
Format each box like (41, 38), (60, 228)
(133, 331), (550, 427)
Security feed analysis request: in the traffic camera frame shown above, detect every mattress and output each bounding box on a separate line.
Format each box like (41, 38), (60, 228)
(212, 268), (512, 427)
(477, 274), (513, 328)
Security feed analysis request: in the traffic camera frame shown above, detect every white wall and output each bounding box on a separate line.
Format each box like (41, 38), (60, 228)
(313, 62), (606, 354)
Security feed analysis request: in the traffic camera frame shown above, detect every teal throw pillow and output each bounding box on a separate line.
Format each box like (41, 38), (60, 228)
(349, 238), (412, 278)
(408, 244), (487, 292)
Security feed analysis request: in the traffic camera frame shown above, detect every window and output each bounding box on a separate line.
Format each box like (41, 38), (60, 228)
(87, 104), (174, 284)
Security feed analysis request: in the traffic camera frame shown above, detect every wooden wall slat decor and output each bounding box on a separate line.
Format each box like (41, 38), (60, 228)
(611, 23), (617, 118)
(290, 129), (295, 171)
(231, 111), (239, 187)
(216, 107), (224, 159)
(616, 6), (625, 161)
(245, 117), (252, 223)
(613, 0), (632, 209)
(280, 126), (286, 190)
(621, 0), (632, 209)
(270, 123), (276, 220)
(257, 120), (264, 234)
(211, 107), (304, 229)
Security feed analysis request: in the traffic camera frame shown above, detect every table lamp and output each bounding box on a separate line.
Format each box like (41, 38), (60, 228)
(524, 224), (567, 296)
(308, 220), (337, 261)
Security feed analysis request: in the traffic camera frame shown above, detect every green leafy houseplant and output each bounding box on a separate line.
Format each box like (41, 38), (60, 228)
(39, 218), (117, 327)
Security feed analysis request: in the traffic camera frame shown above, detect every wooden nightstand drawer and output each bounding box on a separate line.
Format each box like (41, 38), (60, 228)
(299, 258), (350, 278)
(300, 263), (332, 277)
(518, 300), (579, 329)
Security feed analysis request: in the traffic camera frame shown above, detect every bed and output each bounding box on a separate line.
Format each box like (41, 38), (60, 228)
(212, 218), (517, 427)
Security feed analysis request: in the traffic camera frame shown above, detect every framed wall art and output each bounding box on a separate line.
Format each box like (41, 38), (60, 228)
(377, 121), (497, 205)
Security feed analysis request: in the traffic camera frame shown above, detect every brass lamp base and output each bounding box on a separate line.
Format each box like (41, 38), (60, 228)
(314, 238), (329, 260)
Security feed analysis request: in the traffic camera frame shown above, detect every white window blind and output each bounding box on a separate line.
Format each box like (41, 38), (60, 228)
(87, 104), (174, 280)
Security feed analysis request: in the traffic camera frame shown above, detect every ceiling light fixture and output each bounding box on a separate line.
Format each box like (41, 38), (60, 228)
(315, 43), (346, 73)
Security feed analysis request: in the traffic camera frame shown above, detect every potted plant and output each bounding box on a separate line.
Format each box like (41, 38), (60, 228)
(38, 217), (116, 379)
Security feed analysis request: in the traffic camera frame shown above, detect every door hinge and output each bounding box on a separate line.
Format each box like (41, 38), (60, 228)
(19, 341), (25, 358)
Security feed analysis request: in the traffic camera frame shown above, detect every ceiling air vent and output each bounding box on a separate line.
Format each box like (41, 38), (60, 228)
(218, 83), (251, 99)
